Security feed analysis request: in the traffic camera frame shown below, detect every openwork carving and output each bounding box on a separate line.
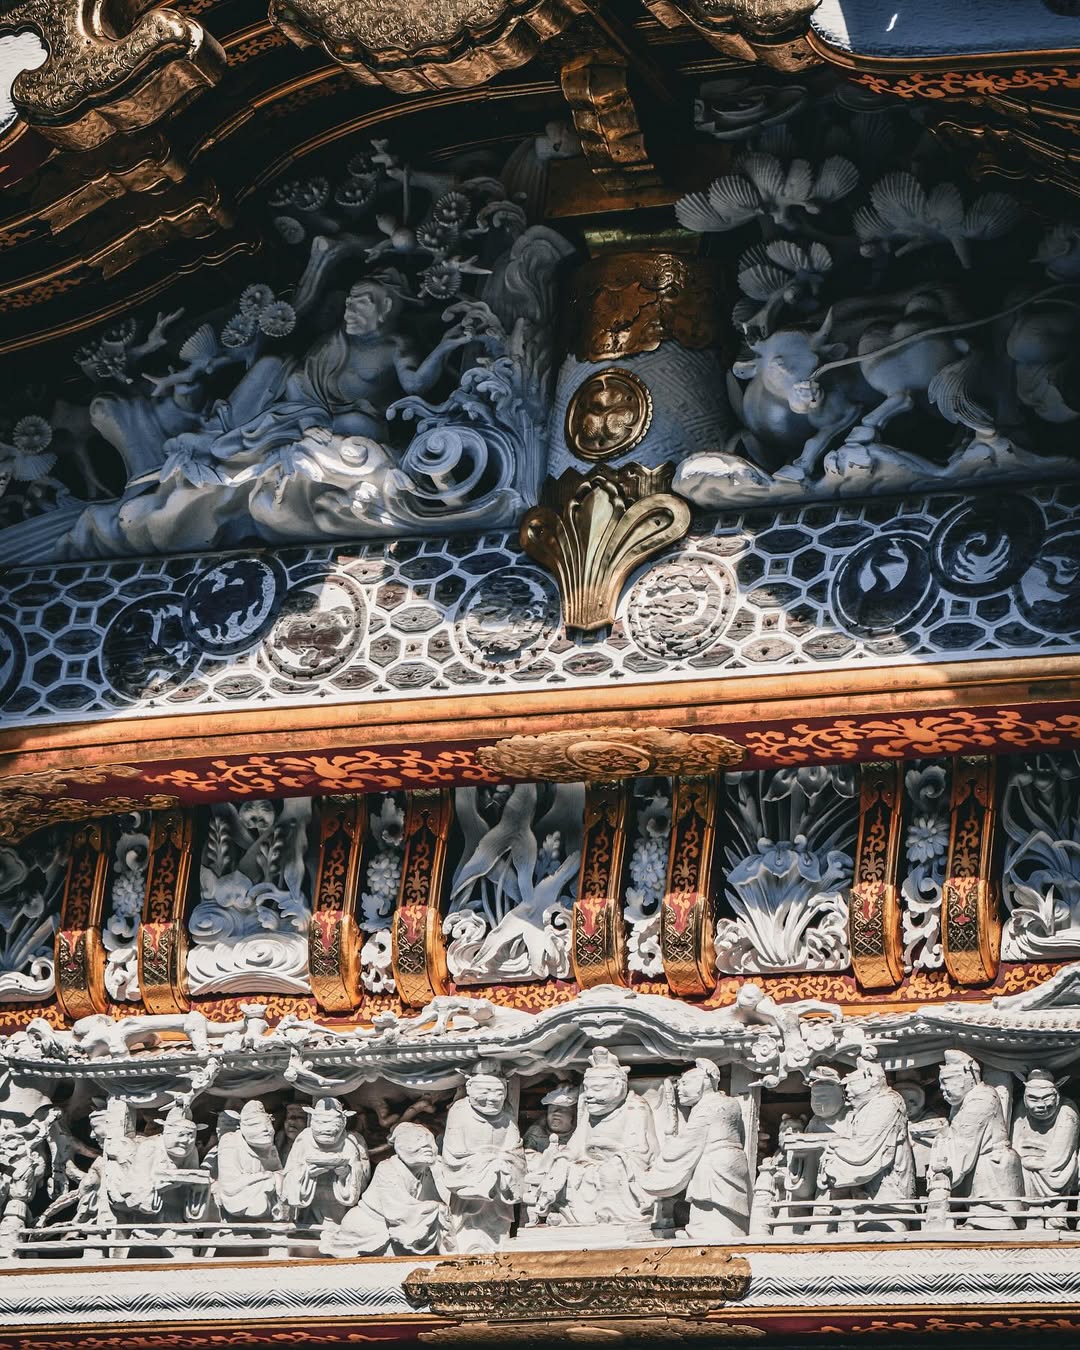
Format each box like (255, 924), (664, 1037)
(477, 728), (746, 782)
(901, 762), (950, 973)
(942, 756), (1001, 985)
(571, 781), (630, 988)
(1001, 751), (1080, 960)
(0, 825), (66, 1004)
(660, 776), (719, 997)
(849, 762), (905, 991)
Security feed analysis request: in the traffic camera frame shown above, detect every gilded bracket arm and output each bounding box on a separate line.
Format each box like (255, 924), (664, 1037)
(571, 779), (631, 988)
(54, 820), (110, 1020)
(660, 775), (719, 997)
(942, 755), (1001, 986)
(309, 795), (367, 1014)
(391, 789), (452, 1007)
(137, 808), (194, 1015)
(848, 760), (905, 992)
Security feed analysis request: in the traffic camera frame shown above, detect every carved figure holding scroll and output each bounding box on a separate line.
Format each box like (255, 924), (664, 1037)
(439, 1062), (525, 1253)
(522, 1083), (578, 1225)
(927, 1050), (1024, 1230)
(213, 1100), (283, 1222)
(641, 1060), (751, 1239)
(321, 1123), (444, 1257)
(280, 1097), (370, 1225)
(1010, 1068), (1079, 1230)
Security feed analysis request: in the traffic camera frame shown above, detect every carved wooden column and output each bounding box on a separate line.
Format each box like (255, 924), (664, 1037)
(310, 796), (366, 1013)
(572, 781), (631, 988)
(392, 789), (451, 1007)
(848, 761), (905, 991)
(138, 808), (194, 1014)
(942, 755), (1001, 986)
(54, 820), (111, 1019)
(660, 776), (719, 996)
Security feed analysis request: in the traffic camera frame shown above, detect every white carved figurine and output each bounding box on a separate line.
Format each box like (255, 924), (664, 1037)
(641, 1059), (752, 1239)
(277, 1102), (308, 1160)
(129, 1103), (213, 1253)
(1010, 1068), (1080, 1229)
(927, 1050), (1024, 1229)
(439, 1062), (525, 1253)
(894, 1079), (947, 1183)
(779, 1064), (849, 1232)
(213, 1100), (283, 1222)
(321, 1122), (444, 1257)
(279, 1097), (370, 1225)
(522, 1082), (578, 1225)
(817, 1050), (915, 1232)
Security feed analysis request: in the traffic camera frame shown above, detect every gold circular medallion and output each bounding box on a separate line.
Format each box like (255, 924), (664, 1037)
(565, 368), (653, 462)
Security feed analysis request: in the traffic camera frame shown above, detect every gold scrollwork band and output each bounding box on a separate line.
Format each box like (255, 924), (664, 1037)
(309, 795), (367, 1013)
(392, 789), (451, 1007)
(55, 820), (111, 1020)
(660, 776), (719, 997)
(848, 761), (905, 991)
(571, 780), (630, 989)
(138, 808), (193, 1014)
(942, 755), (1001, 986)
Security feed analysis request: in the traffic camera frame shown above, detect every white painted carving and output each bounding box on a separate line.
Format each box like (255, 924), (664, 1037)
(439, 1062), (524, 1253)
(358, 794), (404, 995)
(0, 832), (66, 1003)
(624, 783), (670, 979)
(102, 815), (149, 1002)
(900, 763), (949, 972)
(1010, 1068), (1079, 1230)
(1001, 752), (1080, 959)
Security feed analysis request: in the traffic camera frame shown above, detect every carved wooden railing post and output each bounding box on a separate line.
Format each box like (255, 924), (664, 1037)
(848, 761), (906, 991)
(942, 755), (1001, 986)
(571, 780), (631, 988)
(138, 808), (194, 1014)
(392, 789), (451, 1007)
(309, 796), (366, 1013)
(660, 775), (719, 997)
(55, 820), (111, 1019)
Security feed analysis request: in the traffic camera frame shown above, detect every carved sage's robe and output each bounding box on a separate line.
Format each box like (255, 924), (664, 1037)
(280, 1130), (369, 1225)
(439, 1099), (525, 1253)
(820, 1087), (915, 1231)
(641, 1093), (751, 1239)
(931, 1084), (1024, 1229)
(557, 1094), (658, 1227)
(213, 1132), (282, 1220)
(321, 1156), (444, 1257)
(1012, 1098), (1080, 1228)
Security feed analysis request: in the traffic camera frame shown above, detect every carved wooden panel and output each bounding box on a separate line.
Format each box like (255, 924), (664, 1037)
(392, 789), (451, 1007)
(942, 755), (1001, 985)
(571, 780), (630, 988)
(849, 760), (905, 991)
(138, 808), (193, 1013)
(310, 796), (366, 1013)
(54, 820), (111, 1019)
(660, 775), (719, 997)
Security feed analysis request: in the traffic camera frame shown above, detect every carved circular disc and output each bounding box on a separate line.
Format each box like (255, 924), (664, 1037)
(182, 556), (285, 656)
(1016, 522), (1080, 635)
(454, 567), (559, 672)
(102, 594), (196, 701)
(831, 533), (933, 637)
(930, 498), (1043, 598)
(565, 368), (653, 462)
(265, 573), (366, 679)
(0, 617), (25, 708)
(625, 554), (735, 659)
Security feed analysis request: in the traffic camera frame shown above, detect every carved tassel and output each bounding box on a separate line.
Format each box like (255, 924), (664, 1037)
(392, 789), (451, 1007)
(571, 780), (631, 988)
(660, 775), (719, 997)
(138, 809), (194, 1014)
(309, 796), (367, 1013)
(942, 755), (1001, 986)
(848, 761), (905, 991)
(55, 820), (111, 1020)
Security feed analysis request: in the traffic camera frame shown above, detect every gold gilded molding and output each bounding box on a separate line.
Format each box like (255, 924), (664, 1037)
(392, 789), (451, 1007)
(848, 761), (905, 992)
(269, 0), (585, 95)
(478, 727), (746, 781)
(565, 368), (654, 462)
(661, 775), (719, 997)
(138, 808), (194, 1014)
(309, 795), (366, 1013)
(54, 820), (110, 1020)
(942, 755), (1001, 986)
(521, 465), (691, 634)
(572, 780), (630, 988)
(7, 0), (224, 150)
(560, 49), (662, 194)
(568, 252), (725, 363)
(642, 0), (820, 71)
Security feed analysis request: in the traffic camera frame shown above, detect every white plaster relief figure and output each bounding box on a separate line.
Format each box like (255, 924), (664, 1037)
(817, 1050), (915, 1232)
(212, 1100), (283, 1222)
(641, 1060), (751, 1239)
(894, 1078), (947, 1184)
(1010, 1068), (1079, 1229)
(439, 1062), (525, 1253)
(321, 1123), (444, 1257)
(1001, 752), (1080, 960)
(927, 1050), (1024, 1230)
(778, 1065), (850, 1232)
(0, 830), (67, 1004)
(279, 1097), (370, 1225)
(443, 783), (582, 985)
(189, 798), (314, 995)
(522, 1083), (578, 1225)
(128, 1103), (213, 1253)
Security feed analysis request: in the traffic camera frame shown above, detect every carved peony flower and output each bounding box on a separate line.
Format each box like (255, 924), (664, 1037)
(433, 191), (471, 226)
(371, 796), (405, 851)
(335, 176), (377, 211)
(267, 179), (301, 208)
(258, 301), (296, 337)
(360, 929), (395, 994)
(238, 284), (275, 317)
(420, 259), (464, 300)
(907, 815), (949, 864)
(293, 177), (330, 211)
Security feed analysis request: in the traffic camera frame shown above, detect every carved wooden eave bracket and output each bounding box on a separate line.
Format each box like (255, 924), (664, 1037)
(642, 0), (822, 72)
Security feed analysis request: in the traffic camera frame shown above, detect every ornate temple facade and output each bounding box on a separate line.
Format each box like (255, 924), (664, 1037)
(0, 0), (1079, 1343)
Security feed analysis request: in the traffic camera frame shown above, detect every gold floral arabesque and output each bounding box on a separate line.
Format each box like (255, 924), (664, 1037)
(392, 789), (452, 1007)
(478, 726), (745, 782)
(54, 819), (111, 1020)
(565, 368), (653, 461)
(848, 761), (905, 992)
(942, 755), (1001, 986)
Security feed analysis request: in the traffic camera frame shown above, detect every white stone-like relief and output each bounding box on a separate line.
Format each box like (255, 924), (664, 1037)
(443, 783), (582, 984)
(900, 762), (949, 972)
(1002, 752), (1080, 959)
(1011, 1069), (1079, 1230)
(189, 798), (315, 995)
(0, 830), (67, 1003)
(358, 794), (404, 995)
(715, 767), (857, 974)
(624, 781), (671, 979)
(102, 814), (150, 1002)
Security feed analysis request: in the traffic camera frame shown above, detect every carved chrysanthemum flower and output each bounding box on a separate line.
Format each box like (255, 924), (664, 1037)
(12, 416), (52, 453)
(259, 301), (296, 337)
(238, 284), (275, 317)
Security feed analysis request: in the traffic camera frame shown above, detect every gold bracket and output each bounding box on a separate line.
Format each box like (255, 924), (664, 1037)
(55, 820), (110, 1020)
(560, 48), (663, 194)
(942, 755), (1001, 986)
(572, 780), (630, 988)
(309, 795), (367, 1013)
(660, 775), (719, 997)
(137, 808), (193, 1014)
(848, 761), (905, 991)
(392, 789), (451, 1007)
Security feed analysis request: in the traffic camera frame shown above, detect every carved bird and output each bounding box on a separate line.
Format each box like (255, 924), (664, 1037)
(676, 152), (857, 233)
(854, 173), (1022, 269)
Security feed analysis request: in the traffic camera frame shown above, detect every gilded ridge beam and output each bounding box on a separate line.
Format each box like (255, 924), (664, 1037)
(660, 775), (719, 997)
(571, 780), (630, 988)
(942, 755), (1001, 986)
(392, 789), (451, 1007)
(137, 808), (194, 1014)
(309, 795), (366, 1013)
(54, 820), (110, 1020)
(848, 760), (905, 992)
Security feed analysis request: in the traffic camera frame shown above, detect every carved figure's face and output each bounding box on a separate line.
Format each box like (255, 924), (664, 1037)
(163, 1118), (196, 1161)
(843, 1066), (878, 1106)
(344, 283), (392, 337)
(237, 799), (275, 835)
(283, 1103), (307, 1141)
(677, 1069), (707, 1107)
(1024, 1081), (1060, 1120)
(939, 1065), (972, 1106)
(809, 1081), (844, 1120)
(240, 1107), (275, 1149)
(394, 1128), (437, 1170)
(466, 1076), (506, 1118)
(582, 1068), (626, 1116)
(736, 984), (763, 1011)
(310, 1112), (347, 1148)
(546, 1104), (575, 1135)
